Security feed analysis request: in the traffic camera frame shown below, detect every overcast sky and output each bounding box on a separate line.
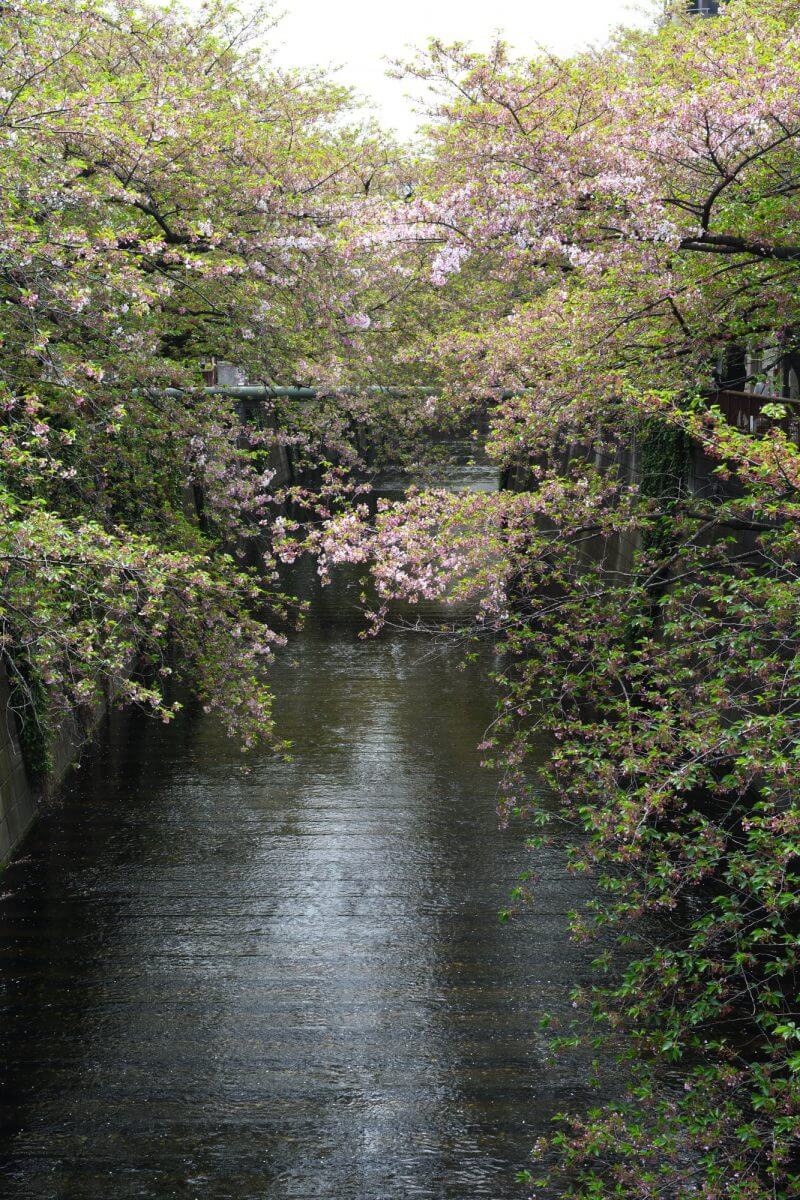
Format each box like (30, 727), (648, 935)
(269, 0), (656, 135)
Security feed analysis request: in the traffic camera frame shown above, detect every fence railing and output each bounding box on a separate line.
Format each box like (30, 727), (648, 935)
(182, 379), (800, 442)
(710, 389), (800, 440)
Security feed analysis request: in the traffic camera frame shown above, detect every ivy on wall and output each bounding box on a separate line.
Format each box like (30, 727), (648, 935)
(4, 649), (53, 781)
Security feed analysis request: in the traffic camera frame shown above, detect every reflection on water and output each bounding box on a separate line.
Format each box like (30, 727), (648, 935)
(0, 457), (600, 1199)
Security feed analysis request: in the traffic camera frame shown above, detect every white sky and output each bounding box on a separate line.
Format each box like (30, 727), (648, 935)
(269, 0), (656, 135)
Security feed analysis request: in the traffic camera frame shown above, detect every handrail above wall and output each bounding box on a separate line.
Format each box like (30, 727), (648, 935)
(710, 389), (800, 437)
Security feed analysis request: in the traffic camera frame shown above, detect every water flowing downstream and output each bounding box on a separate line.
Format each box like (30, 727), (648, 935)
(0, 457), (601, 1199)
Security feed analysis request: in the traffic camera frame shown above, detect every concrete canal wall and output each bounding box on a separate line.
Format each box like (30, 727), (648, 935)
(0, 669), (115, 866)
(503, 430), (736, 577)
(0, 670), (37, 865)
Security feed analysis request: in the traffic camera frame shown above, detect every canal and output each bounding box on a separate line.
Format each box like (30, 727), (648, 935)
(0, 457), (600, 1199)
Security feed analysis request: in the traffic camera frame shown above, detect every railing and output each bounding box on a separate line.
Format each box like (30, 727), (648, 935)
(167, 384), (438, 401)
(710, 389), (800, 440)
(688, 0), (720, 14)
(188, 378), (800, 442)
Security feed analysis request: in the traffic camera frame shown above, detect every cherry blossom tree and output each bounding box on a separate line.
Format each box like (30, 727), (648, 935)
(0, 0), (417, 755)
(315, 3), (800, 1194)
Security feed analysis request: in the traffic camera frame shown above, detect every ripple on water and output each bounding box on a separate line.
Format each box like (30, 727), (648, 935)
(0, 551), (604, 1199)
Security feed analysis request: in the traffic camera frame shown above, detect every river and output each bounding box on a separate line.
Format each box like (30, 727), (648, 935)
(0, 454), (600, 1199)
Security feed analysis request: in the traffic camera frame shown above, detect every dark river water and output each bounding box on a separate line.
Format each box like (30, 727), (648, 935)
(0, 458), (600, 1199)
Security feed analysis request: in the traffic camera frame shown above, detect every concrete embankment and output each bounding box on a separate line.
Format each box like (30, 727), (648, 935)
(0, 669), (113, 866)
(502, 431), (745, 576)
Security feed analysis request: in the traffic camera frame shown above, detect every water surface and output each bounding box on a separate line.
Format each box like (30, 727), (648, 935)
(0, 462), (600, 1199)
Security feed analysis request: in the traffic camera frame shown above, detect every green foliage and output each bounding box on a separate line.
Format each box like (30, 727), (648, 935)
(638, 418), (690, 504)
(638, 417), (691, 584)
